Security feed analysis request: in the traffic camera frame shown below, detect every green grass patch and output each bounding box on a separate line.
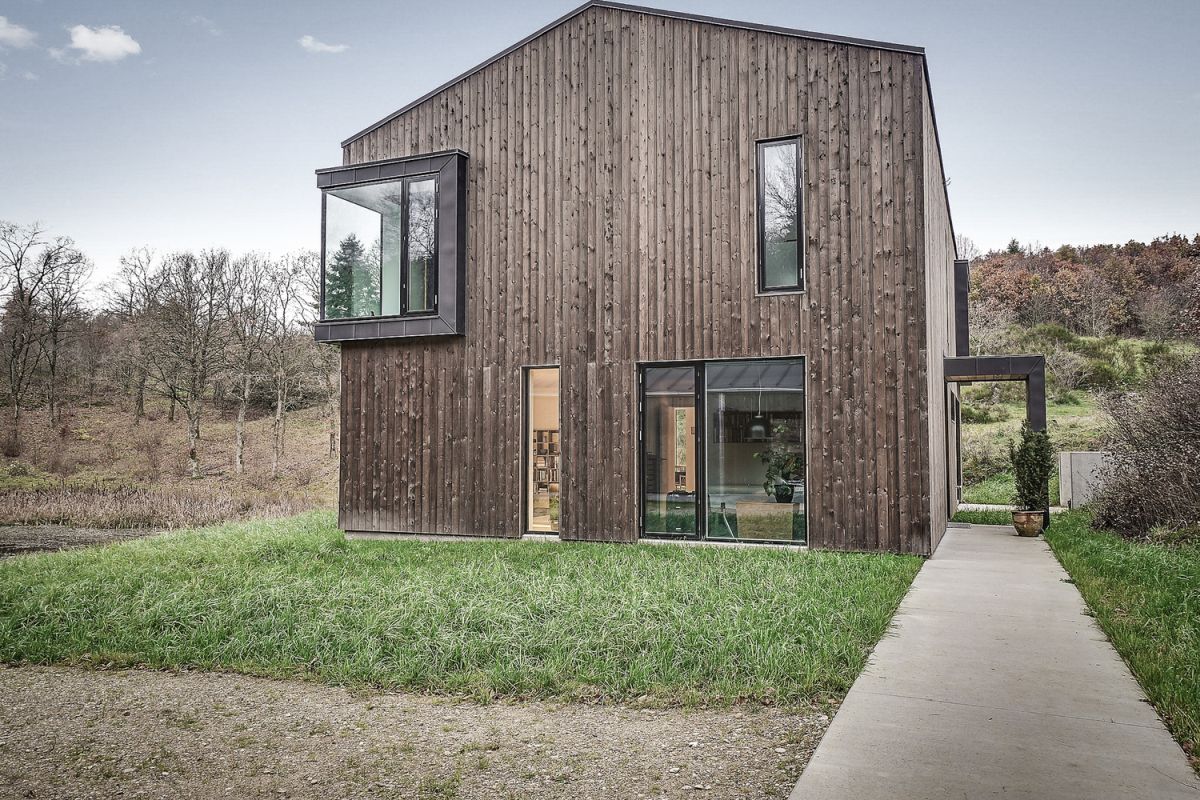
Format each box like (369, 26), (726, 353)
(0, 511), (921, 706)
(961, 469), (1060, 506)
(1045, 511), (1200, 768)
(951, 509), (1013, 526)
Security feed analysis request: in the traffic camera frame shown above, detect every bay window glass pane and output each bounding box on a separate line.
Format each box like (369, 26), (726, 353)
(760, 140), (801, 290)
(406, 178), (437, 313)
(324, 192), (383, 318)
(322, 175), (439, 320)
(705, 359), (806, 543)
(643, 367), (698, 536)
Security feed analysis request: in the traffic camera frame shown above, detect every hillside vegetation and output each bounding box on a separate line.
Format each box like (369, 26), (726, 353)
(0, 401), (336, 528)
(0, 221), (339, 528)
(958, 234), (1200, 508)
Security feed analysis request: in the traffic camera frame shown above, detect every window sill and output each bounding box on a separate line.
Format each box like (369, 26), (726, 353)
(314, 314), (461, 342)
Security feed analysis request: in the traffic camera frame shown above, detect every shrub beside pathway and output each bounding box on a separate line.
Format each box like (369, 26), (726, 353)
(791, 523), (1200, 799)
(0, 665), (828, 799)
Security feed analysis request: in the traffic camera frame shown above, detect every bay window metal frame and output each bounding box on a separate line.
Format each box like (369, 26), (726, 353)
(314, 150), (467, 342)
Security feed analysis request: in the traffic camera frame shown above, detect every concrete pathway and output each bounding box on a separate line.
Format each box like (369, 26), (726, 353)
(791, 523), (1200, 800)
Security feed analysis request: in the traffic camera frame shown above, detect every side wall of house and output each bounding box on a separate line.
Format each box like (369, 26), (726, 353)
(338, 6), (935, 553)
(921, 75), (958, 552)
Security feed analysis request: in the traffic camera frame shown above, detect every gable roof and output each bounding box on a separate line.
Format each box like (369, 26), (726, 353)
(340, 0), (926, 148)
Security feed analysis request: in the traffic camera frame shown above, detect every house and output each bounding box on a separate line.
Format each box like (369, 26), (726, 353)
(313, 1), (1039, 554)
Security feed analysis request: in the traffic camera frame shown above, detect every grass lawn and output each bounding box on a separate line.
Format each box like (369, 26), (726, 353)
(961, 470), (1061, 506)
(0, 512), (921, 706)
(953, 508), (1199, 769)
(1045, 512), (1199, 769)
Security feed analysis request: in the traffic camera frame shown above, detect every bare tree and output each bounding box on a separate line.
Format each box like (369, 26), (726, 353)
(107, 248), (163, 423)
(149, 250), (231, 478)
(968, 297), (1014, 356)
(263, 255), (318, 476)
(0, 221), (86, 453)
(295, 250), (340, 458)
(955, 234), (981, 263)
(1073, 271), (1118, 337)
(1134, 289), (1177, 344)
(1044, 346), (1087, 400)
(225, 254), (273, 474)
(40, 254), (92, 425)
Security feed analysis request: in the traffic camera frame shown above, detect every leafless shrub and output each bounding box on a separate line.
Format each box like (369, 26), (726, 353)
(1093, 354), (1200, 538)
(961, 437), (1009, 486)
(44, 448), (79, 477)
(1044, 346), (1087, 400)
(0, 486), (313, 529)
(132, 429), (166, 475)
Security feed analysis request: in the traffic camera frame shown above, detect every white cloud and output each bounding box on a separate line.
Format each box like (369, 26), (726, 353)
(189, 15), (221, 36)
(22, 70), (37, 81)
(0, 62), (7, 78)
(60, 24), (142, 63)
(298, 34), (347, 54)
(0, 16), (37, 48)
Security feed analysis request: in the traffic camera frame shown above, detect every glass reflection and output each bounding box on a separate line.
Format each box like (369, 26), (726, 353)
(761, 140), (800, 289)
(705, 359), (806, 543)
(322, 175), (438, 320)
(643, 366), (698, 536)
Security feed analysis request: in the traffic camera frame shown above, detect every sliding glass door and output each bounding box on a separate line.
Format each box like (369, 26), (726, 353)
(642, 366), (699, 537)
(640, 358), (806, 544)
(704, 359), (806, 543)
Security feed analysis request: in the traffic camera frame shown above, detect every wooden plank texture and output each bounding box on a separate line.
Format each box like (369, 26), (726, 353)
(337, 5), (943, 553)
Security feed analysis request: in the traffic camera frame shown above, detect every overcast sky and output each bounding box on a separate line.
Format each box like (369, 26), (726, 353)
(1, 0), (1197, 285)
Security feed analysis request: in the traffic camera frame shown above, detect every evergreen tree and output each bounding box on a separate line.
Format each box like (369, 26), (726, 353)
(324, 234), (378, 317)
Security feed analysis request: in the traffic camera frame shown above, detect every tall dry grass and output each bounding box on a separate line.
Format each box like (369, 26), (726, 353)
(0, 486), (314, 529)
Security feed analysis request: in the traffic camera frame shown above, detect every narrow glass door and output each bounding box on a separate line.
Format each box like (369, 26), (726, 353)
(642, 366), (699, 537)
(526, 367), (560, 533)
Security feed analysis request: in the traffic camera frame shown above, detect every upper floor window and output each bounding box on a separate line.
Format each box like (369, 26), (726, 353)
(323, 175), (437, 320)
(757, 137), (804, 293)
(314, 150), (467, 342)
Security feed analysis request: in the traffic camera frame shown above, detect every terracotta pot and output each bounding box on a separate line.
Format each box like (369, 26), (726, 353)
(1011, 510), (1044, 537)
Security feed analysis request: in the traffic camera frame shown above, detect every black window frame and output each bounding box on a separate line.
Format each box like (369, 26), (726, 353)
(755, 135), (805, 294)
(320, 173), (439, 322)
(397, 174), (439, 317)
(314, 150), (467, 342)
(637, 354), (809, 546)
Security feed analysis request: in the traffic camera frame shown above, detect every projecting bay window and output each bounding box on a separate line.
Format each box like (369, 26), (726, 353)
(323, 175), (436, 320)
(314, 150), (467, 342)
(756, 136), (804, 293)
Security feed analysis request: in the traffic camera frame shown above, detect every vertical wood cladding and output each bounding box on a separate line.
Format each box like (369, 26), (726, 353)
(338, 6), (941, 553)
(922, 83), (959, 553)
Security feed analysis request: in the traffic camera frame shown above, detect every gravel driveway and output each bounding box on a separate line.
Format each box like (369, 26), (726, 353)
(0, 666), (830, 799)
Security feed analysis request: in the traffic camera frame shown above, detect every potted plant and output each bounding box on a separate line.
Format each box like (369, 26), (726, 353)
(756, 423), (803, 504)
(1008, 421), (1052, 536)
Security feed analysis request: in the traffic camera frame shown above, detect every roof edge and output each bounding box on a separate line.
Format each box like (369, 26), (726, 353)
(920, 57), (958, 259)
(340, 0), (925, 148)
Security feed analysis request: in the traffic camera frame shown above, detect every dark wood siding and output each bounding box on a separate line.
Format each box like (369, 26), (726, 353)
(921, 75), (958, 552)
(337, 5), (940, 553)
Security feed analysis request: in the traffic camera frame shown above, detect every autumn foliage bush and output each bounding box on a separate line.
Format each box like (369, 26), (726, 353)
(1093, 354), (1200, 538)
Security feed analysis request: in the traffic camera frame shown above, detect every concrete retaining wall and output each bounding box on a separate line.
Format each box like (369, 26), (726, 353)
(1059, 451), (1110, 509)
